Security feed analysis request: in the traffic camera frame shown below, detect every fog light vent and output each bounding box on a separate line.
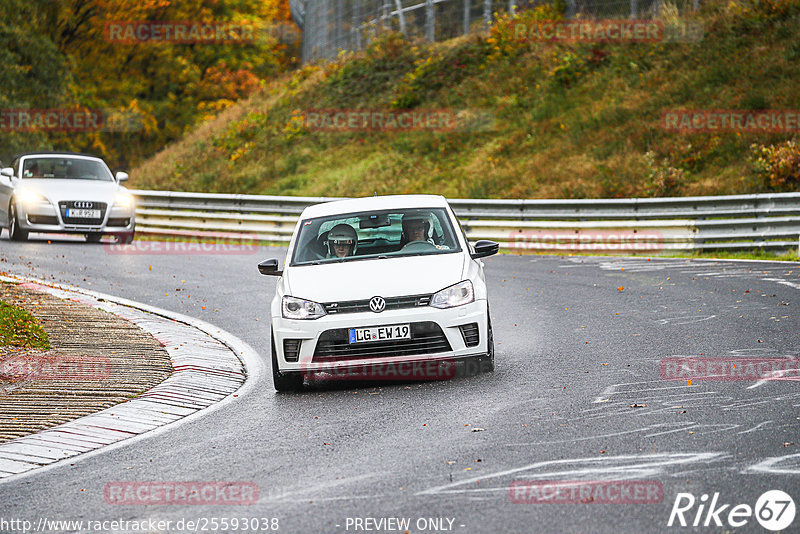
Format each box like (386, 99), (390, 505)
(283, 339), (302, 362)
(459, 323), (480, 348)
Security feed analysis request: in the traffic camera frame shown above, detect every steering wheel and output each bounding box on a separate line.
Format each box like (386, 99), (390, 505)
(401, 240), (437, 252)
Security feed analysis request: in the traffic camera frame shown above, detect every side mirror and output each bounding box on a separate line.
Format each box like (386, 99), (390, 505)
(1, 168), (13, 178)
(116, 171), (129, 182)
(470, 240), (499, 259)
(258, 258), (282, 276)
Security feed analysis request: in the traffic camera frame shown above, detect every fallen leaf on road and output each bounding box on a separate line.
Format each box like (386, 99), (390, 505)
(629, 403), (646, 408)
(471, 428), (486, 432)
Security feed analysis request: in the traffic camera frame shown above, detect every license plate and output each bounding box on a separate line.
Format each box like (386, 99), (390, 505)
(66, 208), (101, 219)
(349, 324), (411, 343)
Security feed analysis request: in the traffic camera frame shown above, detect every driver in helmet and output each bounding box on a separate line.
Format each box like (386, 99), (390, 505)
(401, 212), (431, 244)
(401, 211), (450, 249)
(326, 223), (357, 258)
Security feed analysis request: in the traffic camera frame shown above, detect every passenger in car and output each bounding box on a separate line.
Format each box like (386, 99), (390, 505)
(326, 223), (358, 258)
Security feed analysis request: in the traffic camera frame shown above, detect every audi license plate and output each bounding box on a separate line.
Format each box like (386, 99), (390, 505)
(349, 324), (411, 343)
(66, 208), (101, 219)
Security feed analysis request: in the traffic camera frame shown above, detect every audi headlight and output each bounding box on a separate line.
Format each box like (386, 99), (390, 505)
(17, 188), (48, 208)
(431, 280), (474, 309)
(114, 191), (134, 209)
(282, 296), (327, 320)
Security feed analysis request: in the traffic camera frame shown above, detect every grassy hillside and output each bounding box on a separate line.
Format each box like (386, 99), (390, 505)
(132, 0), (800, 199)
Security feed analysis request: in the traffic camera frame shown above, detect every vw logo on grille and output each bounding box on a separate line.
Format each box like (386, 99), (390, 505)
(73, 201), (93, 208)
(369, 296), (386, 313)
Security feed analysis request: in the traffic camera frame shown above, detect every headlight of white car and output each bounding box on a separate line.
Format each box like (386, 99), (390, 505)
(431, 280), (474, 309)
(282, 296), (327, 320)
(114, 191), (134, 208)
(17, 188), (49, 208)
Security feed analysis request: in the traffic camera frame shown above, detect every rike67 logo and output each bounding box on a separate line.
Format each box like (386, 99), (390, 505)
(667, 490), (795, 531)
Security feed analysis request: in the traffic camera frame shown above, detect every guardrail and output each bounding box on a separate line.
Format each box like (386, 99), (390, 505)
(129, 190), (800, 254)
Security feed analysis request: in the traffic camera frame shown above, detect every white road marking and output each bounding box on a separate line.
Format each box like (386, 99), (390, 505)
(416, 453), (726, 496)
(745, 453), (800, 475)
(738, 421), (773, 434)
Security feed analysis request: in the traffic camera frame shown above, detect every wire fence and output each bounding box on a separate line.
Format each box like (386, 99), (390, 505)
(290, 0), (700, 61)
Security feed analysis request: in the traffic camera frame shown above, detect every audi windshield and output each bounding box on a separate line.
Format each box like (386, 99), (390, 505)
(21, 157), (114, 181)
(290, 207), (462, 266)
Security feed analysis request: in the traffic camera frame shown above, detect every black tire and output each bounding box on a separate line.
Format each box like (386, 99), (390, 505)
(85, 233), (103, 243)
(271, 331), (303, 392)
(8, 202), (28, 242)
(483, 311), (495, 373)
(117, 232), (135, 244)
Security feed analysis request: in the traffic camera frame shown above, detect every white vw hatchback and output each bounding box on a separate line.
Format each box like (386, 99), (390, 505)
(0, 152), (135, 243)
(258, 195), (498, 391)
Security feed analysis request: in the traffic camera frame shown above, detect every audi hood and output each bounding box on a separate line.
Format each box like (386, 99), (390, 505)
(15, 179), (122, 205)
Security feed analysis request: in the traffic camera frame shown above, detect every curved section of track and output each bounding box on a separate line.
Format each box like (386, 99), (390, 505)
(1, 234), (798, 533)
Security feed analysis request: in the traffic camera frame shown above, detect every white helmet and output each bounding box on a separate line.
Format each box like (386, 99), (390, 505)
(326, 224), (357, 256)
(401, 210), (433, 242)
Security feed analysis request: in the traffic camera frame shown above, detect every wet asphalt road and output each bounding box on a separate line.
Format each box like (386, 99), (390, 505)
(1, 232), (799, 533)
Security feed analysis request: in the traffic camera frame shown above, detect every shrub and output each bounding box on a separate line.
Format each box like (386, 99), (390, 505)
(644, 151), (687, 196)
(750, 139), (800, 190)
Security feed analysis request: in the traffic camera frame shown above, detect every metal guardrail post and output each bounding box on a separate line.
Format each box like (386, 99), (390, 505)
(382, 0), (390, 29)
(352, 0), (361, 49)
(426, 0), (435, 40)
(567, 0), (576, 18)
(395, 0), (407, 35)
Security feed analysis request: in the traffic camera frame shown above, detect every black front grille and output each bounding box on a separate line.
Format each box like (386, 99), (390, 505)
(27, 215), (59, 225)
(324, 294), (432, 314)
(459, 323), (480, 347)
(313, 321), (451, 361)
(58, 201), (107, 225)
(283, 339), (301, 362)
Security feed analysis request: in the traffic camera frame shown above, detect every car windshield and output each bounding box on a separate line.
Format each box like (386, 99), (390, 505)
(291, 207), (462, 266)
(21, 157), (113, 181)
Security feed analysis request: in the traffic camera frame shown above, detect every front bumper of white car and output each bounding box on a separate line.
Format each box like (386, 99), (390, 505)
(271, 298), (489, 377)
(16, 198), (135, 234)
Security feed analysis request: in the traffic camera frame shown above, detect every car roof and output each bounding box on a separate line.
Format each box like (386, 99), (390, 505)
(300, 195), (450, 219)
(16, 152), (105, 161)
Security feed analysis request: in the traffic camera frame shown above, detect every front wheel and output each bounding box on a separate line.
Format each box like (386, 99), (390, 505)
(483, 312), (495, 373)
(116, 232), (135, 244)
(8, 202), (28, 241)
(271, 331), (303, 392)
